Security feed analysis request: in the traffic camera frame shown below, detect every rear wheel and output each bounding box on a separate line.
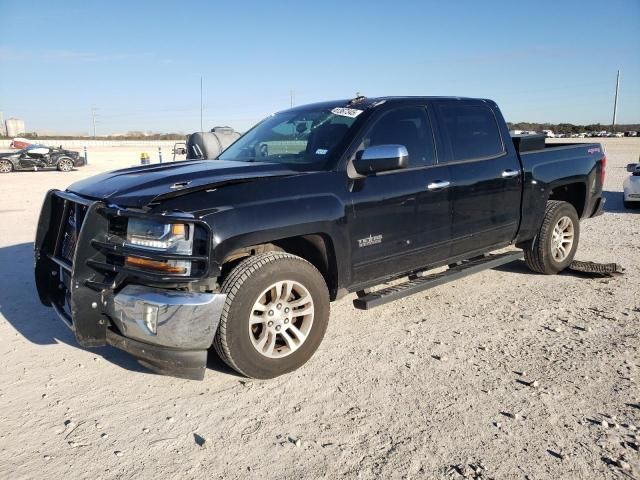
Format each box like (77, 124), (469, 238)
(213, 252), (330, 379)
(0, 159), (13, 173)
(57, 158), (74, 172)
(524, 200), (580, 274)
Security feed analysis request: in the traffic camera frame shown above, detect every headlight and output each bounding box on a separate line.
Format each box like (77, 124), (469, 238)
(125, 218), (194, 275)
(126, 218), (193, 253)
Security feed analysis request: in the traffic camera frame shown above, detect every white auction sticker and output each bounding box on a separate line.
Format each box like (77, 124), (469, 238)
(331, 107), (363, 118)
(315, 148), (328, 155)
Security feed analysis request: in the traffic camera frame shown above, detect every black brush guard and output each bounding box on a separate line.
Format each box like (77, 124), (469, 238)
(35, 190), (109, 346)
(34, 190), (218, 379)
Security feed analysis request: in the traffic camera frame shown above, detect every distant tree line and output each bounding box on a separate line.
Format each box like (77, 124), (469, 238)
(507, 122), (640, 135)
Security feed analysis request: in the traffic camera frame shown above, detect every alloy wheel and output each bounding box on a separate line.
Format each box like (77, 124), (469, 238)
(551, 215), (574, 262)
(248, 280), (314, 358)
(0, 160), (12, 173)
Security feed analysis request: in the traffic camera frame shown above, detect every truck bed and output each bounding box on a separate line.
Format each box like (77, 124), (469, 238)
(514, 137), (605, 242)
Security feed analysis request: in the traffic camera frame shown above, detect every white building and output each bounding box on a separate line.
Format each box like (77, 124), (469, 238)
(5, 118), (26, 137)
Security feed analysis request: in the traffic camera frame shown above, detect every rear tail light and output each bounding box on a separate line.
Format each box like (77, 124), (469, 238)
(600, 155), (607, 185)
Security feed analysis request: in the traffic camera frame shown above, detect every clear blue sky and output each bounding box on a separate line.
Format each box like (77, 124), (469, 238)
(1, 0), (638, 135)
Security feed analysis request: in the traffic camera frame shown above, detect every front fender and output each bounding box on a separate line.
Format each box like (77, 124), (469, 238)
(1, 156), (20, 169)
(208, 192), (348, 283)
(150, 172), (352, 291)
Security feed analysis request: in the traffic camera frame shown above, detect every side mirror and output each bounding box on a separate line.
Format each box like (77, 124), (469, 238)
(627, 163), (639, 172)
(353, 144), (409, 175)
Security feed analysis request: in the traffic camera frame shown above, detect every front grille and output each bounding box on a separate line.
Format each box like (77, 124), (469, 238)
(58, 201), (87, 263)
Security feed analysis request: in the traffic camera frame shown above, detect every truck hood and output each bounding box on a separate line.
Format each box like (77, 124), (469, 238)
(67, 160), (304, 208)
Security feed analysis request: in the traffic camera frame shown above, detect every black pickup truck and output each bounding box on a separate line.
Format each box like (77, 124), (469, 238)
(34, 96), (606, 380)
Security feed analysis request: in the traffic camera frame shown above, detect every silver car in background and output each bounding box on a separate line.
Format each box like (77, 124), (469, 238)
(623, 159), (640, 209)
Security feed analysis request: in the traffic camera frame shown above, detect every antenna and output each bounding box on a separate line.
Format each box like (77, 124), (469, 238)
(611, 70), (620, 133)
(290, 89), (294, 108)
(200, 76), (204, 132)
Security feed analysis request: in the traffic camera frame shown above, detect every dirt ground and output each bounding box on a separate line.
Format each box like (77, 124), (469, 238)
(0, 139), (638, 479)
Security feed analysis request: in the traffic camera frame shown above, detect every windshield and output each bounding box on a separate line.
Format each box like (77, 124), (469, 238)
(218, 107), (361, 170)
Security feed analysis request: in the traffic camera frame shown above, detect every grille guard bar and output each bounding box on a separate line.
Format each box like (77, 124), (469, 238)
(34, 190), (223, 379)
(35, 190), (110, 346)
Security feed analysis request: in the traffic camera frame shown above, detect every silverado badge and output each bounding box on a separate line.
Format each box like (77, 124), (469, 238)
(358, 234), (383, 248)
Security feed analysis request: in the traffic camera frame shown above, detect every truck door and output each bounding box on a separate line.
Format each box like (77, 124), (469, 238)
(348, 105), (453, 286)
(432, 100), (521, 257)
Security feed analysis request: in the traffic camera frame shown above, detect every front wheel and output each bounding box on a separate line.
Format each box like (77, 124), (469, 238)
(213, 252), (330, 379)
(0, 159), (13, 173)
(523, 200), (580, 274)
(57, 158), (74, 172)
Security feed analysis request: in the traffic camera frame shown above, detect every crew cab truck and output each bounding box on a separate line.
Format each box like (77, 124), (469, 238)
(34, 97), (606, 380)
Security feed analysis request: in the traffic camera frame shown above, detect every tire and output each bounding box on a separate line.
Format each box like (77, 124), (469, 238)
(523, 200), (580, 274)
(0, 159), (13, 173)
(213, 252), (330, 379)
(57, 158), (74, 172)
(624, 200), (639, 209)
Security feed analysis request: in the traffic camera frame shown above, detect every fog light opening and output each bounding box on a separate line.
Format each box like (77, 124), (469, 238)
(143, 304), (159, 335)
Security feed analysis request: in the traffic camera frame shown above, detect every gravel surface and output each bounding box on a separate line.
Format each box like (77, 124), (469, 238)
(0, 139), (638, 479)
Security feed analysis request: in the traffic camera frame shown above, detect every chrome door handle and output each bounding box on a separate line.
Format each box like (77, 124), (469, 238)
(427, 180), (451, 191)
(501, 169), (519, 178)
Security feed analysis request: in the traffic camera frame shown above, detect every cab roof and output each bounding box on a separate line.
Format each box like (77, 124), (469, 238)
(285, 96), (492, 113)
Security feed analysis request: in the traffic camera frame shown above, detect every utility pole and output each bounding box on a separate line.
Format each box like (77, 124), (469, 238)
(200, 76), (204, 132)
(611, 69), (620, 133)
(91, 107), (98, 139)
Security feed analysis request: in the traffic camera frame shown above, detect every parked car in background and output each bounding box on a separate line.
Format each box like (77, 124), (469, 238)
(9, 137), (33, 149)
(542, 129), (555, 138)
(0, 145), (84, 173)
(623, 160), (640, 209)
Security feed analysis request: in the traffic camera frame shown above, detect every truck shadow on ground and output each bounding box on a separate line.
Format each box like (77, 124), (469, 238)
(0, 242), (236, 378)
(603, 190), (639, 213)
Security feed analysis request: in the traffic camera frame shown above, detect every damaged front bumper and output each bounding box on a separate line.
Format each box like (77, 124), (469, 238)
(106, 286), (225, 379)
(34, 189), (224, 380)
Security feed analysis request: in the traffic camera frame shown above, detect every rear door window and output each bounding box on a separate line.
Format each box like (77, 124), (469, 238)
(436, 103), (504, 161)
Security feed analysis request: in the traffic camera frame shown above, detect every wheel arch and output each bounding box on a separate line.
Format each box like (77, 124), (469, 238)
(547, 181), (587, 218)
(217, 233), (341, 300)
